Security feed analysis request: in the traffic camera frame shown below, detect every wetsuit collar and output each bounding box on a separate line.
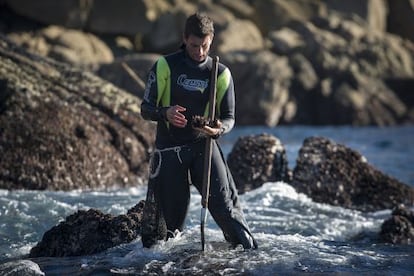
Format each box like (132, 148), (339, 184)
(183, 48), (210, 69)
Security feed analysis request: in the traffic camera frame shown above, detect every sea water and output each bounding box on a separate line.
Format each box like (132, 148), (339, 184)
(1, 126), (413, 275)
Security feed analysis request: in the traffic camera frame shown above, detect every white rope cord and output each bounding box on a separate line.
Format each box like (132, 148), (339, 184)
(149, 146), (183, 179)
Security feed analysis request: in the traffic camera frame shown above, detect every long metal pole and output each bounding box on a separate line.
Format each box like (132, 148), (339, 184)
(201, 56), (219, 251)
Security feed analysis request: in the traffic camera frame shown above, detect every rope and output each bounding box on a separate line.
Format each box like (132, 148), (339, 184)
(149, 145), (184, 179)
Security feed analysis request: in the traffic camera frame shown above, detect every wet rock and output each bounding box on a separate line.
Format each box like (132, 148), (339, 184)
(29, 201), (145, 257)
(291, 136), (414, 212)
(379, 205), (414, 244)
(0, 35), (155, 190)
(227, 133), (290, 194)
(0, 260), (44, 276)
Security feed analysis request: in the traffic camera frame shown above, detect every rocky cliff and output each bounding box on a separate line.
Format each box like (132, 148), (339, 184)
(1, 0), (414, 126)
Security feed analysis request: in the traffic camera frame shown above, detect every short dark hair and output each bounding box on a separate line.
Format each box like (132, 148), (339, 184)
(184, 13), (214, 38)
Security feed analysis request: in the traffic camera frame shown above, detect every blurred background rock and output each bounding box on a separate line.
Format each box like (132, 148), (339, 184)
(1, 0), (413, 126)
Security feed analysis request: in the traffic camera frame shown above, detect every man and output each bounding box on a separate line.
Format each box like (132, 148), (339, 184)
(140, 12), (257, 250)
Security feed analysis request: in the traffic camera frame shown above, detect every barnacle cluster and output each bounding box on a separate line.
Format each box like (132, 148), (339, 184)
(191, 115), (219, 128)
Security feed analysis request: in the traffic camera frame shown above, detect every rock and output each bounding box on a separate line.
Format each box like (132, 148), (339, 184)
(227, 133), (290, 194)
(0, 35), (155, 190)
(388, 0), (414, 43)
(385, 78), (414, 122)
(252, 0), (326, 35)
(2, 1), (414, 126)
(29, 201), (145, 257)
(291, 136), (414, 212)
(379, 204), (414, 244)
(304, 14), (414, 78)
(218, 0), (255, 20)
(0, 260), (45, 276)
(142, 11), (184, 54)
(97, 54), (160, 99)
(87, 0), (169, 36)
(214, 19), (264, 55)
(4, 0), (171, 36)
(272, 14), (414, 125)
(223, 50), (292, 126)
(267, 28), (306, 56)
(316, 72), (407, 125)
(284, 53), (319, 123)
(8, 25), (114, 66)
(4, 0), (88, 29)
(324, 0), (388, 32)
(195, 0), (235, 32)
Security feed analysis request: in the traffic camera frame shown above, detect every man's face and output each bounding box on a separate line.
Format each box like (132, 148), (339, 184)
(184, 34), (213, 62)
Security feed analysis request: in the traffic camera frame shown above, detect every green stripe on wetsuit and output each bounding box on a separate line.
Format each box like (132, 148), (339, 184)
(204, 67), (231, 117)
(156, 56), (171, 107)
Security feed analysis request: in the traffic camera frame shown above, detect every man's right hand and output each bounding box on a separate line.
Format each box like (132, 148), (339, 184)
(166, 105), (187, 128)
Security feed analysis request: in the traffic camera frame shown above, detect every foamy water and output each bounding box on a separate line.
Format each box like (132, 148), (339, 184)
(1, 126), (413, 275)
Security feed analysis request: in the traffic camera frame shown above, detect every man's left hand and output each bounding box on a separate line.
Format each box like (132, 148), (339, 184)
(195, 120), (223, 138)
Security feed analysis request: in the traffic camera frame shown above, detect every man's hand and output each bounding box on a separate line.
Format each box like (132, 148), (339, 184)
(196, 120), (223, 138)
(166, 105), (187, 128)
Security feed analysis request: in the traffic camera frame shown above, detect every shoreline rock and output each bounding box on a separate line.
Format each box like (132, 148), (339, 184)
(291, 136), (414, 212)
(227, 133), (291, 194)
(29, 201), (145, 257)
(0, 35), (155, 190)
(379, 204), (414, 244)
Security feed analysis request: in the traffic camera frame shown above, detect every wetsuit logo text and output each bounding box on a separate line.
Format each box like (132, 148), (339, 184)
(177, 74), (208, 93)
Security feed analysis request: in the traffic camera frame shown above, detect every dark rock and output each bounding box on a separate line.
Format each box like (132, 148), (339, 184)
(222, 51), (292, 126)
(227, 133), (290, 194)
(379, 205), (414, 244)
(387, 0), (414, 43)
(29, 201), (145, 257)
(0, 35), (155, 190)
(97, 54), (159, 99)
(291, 136), (414, 212)
(385, 77), (414, 122)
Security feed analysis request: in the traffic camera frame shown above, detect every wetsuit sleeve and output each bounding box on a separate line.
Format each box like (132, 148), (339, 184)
(141, 57), (170, 122)
(216, 67), (235, 135)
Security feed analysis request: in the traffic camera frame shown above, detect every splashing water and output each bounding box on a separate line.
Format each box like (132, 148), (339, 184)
(1, 126), (414, 274)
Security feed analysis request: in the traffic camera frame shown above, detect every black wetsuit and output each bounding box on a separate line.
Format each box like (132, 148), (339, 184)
(140, 49), (257, 249)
